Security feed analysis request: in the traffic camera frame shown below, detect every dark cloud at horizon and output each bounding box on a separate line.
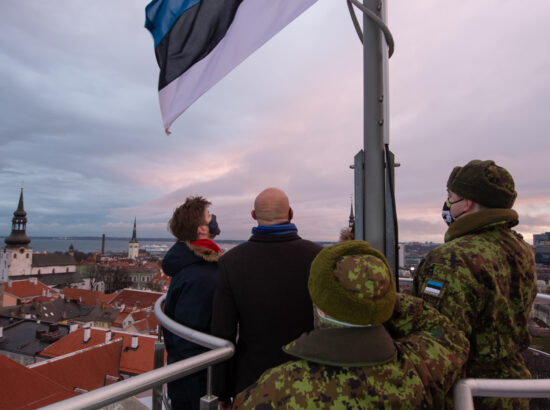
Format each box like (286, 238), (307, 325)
(0, 0), (549, 243)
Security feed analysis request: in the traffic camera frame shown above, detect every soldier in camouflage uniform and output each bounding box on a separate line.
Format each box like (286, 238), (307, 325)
(233, 240), (470, 409)
(412, 159), (537, 410)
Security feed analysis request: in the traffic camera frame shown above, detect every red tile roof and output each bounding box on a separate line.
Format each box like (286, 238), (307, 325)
(60, 287), (113, 307)
(112, 311), (131, 328)
(124, 308), (159, 335)
(131, 319), (150, 333)
(30, 339), (122, 391)
(0, 355), (77, 409)
(108, 289), (164, 310)
(40, 327), (166, 375)
(150, 271), (171, 291)
(4, 279), (56, 299)
(131, 310), (148, 321)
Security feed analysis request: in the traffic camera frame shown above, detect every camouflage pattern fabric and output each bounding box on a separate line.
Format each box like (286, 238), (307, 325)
(334, 254), (391, 299)
(412, 208), (537, 410)
(233, 294), (469, 409)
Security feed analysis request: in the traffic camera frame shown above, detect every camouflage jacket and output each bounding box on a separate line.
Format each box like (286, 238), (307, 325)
(412, 209), (537, 409)
(232, 294), (469, 409)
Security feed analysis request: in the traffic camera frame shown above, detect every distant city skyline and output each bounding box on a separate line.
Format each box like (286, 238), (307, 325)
(1, 1), (549, 242)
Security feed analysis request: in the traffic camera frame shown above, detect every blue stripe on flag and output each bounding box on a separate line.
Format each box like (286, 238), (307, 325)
(427, 280), (443, 289)
(145, 0), (201, 47)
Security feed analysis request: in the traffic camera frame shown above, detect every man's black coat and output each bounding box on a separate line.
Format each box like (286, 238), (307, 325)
(211, 232), (322, 399)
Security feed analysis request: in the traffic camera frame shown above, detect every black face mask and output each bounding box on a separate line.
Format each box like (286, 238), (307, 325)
(208, 214), (221, 236)
(442, 197), (465, 226)
(442, 200), (453, 226)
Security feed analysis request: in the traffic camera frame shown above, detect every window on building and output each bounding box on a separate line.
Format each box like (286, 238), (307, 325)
(26, 254), (29, 259)
(13, 253), (16, 259)
(52, 269), (55, 274)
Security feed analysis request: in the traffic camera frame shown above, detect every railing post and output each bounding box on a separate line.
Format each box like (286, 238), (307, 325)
(200, 366), (218, 410)
(152, 340), (165, 410)
(454, 380), (475, 410)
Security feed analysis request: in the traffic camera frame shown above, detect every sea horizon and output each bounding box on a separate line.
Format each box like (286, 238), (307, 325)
(0, 236), (337, 254)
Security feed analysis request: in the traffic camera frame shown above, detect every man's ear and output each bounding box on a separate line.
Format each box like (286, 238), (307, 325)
(251, 210), (257, 220)
(197, 225), (208, 236)
(465, 200), (475, 213)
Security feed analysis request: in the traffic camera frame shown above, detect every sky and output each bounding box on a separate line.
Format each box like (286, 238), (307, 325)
(0, 0), (549, 243)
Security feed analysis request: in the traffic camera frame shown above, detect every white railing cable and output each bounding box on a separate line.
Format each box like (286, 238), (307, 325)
(152, 295), (233, 350)
(454, 378), (550, 410)
(38, 289), (550, 409)
(535, 293), (550, 304)
(40, 347), (232, 410)
(40, 295), (234, 410)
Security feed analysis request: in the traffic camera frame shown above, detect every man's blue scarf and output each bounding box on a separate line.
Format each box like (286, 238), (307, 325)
(252, 222), (298, 236)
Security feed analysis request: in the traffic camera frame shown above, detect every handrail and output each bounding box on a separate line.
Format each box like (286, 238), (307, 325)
(39, 290), (550, 409)
(454, 378), (550, 410)
(40, 347), (232, 410)
(41, 294), (234, 410)
(153, 295), (232, 350)
(535, 293), (550, 304)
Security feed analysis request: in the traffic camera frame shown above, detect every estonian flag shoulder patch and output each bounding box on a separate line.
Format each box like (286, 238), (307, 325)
(424, 280), (445, 298)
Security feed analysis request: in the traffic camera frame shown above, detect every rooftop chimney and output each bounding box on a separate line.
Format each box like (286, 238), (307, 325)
(69, 323), (78, 333)
(131, 335), (139, 349)
(83, 326), (91, 343)
(101, 234), (105, 254)
(105, 330), (112, 343)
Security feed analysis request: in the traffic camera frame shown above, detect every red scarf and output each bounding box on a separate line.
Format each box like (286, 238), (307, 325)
(190, 239), (221, 253)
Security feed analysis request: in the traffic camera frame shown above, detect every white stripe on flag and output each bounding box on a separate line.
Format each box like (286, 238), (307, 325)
(424, 287), (441, 297)
(159, 0), (318, 133)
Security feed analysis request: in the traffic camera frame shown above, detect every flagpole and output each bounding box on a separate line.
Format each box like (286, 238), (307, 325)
(362, 0), (386, 253)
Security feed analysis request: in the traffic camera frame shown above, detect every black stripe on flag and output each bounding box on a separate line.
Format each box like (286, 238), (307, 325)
(156, 0), (243, 90)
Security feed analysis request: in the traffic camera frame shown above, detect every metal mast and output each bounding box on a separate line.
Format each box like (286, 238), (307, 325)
(347, 0), (398, 284)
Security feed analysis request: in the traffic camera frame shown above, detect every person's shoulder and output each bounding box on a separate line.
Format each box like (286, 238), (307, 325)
(295, 238), (323, 250)
(219, 241), (252, 259)
(424, 234), (482, 263)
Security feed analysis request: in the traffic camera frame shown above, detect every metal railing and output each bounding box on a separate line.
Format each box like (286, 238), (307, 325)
(41, 295), (234, 410)
(40, 289), (550, 410)
(453, 292), (550, 409)
(454, 378), (550, 410)
(535, 293), (550, 304)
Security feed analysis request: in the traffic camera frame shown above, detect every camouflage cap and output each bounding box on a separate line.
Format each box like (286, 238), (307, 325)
(308, 240), (396, 326)
(447, 159), (517, 208)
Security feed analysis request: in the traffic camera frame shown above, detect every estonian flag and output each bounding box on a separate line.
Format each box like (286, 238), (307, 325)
(145, 0), (318, 134)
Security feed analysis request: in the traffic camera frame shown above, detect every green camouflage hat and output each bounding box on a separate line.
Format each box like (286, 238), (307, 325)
(308, 240), (396, 326)
(447, 159), (517, 208)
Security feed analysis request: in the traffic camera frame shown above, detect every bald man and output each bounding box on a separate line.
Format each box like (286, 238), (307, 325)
(211, 188), (322, 406)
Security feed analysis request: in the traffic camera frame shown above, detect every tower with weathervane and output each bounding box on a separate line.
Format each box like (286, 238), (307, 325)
(128, 218), (139, 259)
(1, 188), (33, 281)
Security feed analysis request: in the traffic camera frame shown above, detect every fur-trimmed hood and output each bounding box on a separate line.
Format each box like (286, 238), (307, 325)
(185, 241), (222, 263)
(162, 241), (221, 277)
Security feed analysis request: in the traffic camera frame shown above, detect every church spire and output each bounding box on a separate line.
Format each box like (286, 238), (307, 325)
(5, 188), (31, 246)
(128, 218), (139, 259)
(130, 218), (138, 244)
